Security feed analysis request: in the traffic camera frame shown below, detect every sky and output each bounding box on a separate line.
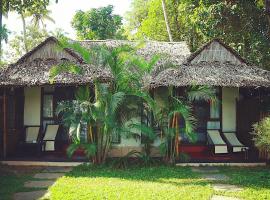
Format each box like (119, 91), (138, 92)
(3, 0), (132, 39)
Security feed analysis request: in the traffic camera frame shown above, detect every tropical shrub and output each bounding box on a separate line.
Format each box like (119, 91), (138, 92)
(252, 117), (270, 152)
(51, 39), (158, 164)
(155, 86), (216, 164)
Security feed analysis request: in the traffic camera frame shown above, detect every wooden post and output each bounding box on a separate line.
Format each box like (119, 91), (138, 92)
(3, 88), (7, 158)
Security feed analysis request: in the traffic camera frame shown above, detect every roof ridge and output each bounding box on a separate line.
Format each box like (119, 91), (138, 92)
(78, 39), (187, 44)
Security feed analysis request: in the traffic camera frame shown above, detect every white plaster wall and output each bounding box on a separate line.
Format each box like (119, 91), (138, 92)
(114, 117), (142, 147)
(222, 87), (239, 132)
(24, 87), (41, 125)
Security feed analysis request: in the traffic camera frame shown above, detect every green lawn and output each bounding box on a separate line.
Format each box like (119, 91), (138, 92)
(49, 165), (213, 200)
(1, 164), (270, 200)
(219, 167), (270, 200)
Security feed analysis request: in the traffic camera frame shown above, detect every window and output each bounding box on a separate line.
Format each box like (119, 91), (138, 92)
(207, 88), (221, 130)
(42, 87), (55, 130)
(181, 100), (209, 144)
(111, 132), (121, 144)
(210, 101), (220, 119)
(7, 96), (16, 129)
(43, 95), (54, 118)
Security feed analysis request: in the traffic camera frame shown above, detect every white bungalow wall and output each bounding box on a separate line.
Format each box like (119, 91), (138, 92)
(222, 87), (239, 132)
(24, 87), (41, 126)
(190, 41), (243, 64)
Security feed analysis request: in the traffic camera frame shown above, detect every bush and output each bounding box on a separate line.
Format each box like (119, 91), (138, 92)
(252, 117), (270, 151)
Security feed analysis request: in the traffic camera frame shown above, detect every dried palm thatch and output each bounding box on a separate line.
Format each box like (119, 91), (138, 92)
(1, 37), (270, 88)
(2, 58), (112, 86)
(0, 37), (190, 86)
(149, 61), (270, 88)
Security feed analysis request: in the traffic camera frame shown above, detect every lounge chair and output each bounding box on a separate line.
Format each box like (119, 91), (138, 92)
(42, 124), (59, 151)
(207, 130), (228, 154)
(222, 132), (249, 158)
(19, 126), (42, 154)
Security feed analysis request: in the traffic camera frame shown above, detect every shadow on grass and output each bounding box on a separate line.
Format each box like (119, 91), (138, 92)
(219, 166), (270, 190)
(64, 164), (211, 188)
(0, 165), (46, 200)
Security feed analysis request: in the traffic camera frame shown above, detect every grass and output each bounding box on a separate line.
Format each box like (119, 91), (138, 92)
(0, 165), (43, 200)
(219, 167), (270, 200)
(49, 164), (213, 200)
(1, 164), (270, 200)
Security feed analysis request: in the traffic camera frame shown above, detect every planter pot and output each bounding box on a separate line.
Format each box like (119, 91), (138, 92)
(74, 148), (86, 156)
(64, 145), (86, 157)
(258, 149), (270, 160)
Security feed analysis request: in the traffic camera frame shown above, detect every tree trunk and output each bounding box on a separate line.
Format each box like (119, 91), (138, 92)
(0, 0), (3, 61)
(161, 0), (173, 42)
(21, 13), (28, 52)
(265, 0), (270, 35)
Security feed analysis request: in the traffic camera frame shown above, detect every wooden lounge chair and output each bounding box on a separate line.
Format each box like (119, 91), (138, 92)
(19, 126), (42, 154)
(207, 130), (228, 154)
(222, 132), (249, 158)
(42, 124), (59, 151)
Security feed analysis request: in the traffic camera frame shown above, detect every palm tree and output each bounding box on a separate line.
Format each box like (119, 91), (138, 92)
(161, 0), (173, 42)
(50, 40), (157, 164)
(0, 24), (9, 57)
(26, 9), (55, 28)
(156, 85), (216, 163)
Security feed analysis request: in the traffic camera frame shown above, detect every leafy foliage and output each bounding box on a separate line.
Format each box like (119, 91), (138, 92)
(125, 0), (270, 69)
(6, 25), (49, 62)
(155, 85), (216, 163)
(71, 5), (125, 40)
(67, 142), (96, 159)
(252, 117), (270, 151)
(0, 24), (9, 44)
(52, 41), (158, 164)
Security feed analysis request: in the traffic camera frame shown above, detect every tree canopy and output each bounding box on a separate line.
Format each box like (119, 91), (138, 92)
(125, 0), (270, 70)
(71, 5), (125, 40)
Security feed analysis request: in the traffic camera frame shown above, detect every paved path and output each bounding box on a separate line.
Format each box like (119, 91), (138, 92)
(192, 167), (243, 200)
(13, 167), (72, 200)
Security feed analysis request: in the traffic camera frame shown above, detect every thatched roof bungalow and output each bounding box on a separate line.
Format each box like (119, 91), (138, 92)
(0, 37), (270, 162)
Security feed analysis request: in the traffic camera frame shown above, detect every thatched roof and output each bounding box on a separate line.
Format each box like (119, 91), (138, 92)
(0, 37), (190, 86)
(186, 38), (247, 64)
(149, 61), (270, 88)
(2, 58), (112, 86)
(1, 37), (270, 88)
(148, 39), (270, 88)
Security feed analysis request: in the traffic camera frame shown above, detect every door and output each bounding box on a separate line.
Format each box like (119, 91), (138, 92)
(6, 88), (24, 156)
(237, 98), (260, 147)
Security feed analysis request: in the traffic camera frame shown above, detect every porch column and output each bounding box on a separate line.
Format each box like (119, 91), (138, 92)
(3, 88), (7, 158)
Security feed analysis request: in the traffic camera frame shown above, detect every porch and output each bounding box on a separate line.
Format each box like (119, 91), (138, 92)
(0, 85), (269, 163)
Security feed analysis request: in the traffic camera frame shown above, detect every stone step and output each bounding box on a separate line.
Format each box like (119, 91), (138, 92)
(213, 183), (243, 192)
(24, 180), (55, 188)
(42, 167), (72, 173)
(201, 174), (230, 181)
(211, 195), (240, 200)
(33, 173), (65, 179)
(13, 190), (48, 200)
(191, 167), (220, 173)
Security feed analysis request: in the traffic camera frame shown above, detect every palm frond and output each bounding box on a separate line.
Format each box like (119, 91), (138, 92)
(49, 62), (83, 83)
(58, 38), (92, 63)
(110, 92), (126, 113)
(75, 86), (91, 101)
(187, 85), (216, 103)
